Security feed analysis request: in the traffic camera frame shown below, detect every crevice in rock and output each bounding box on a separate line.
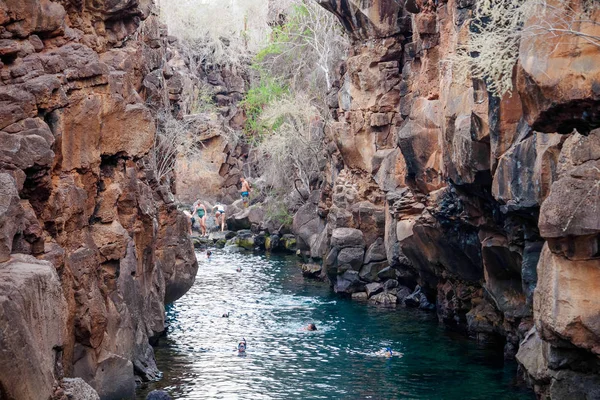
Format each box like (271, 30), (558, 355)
(532, 99), (600, 135)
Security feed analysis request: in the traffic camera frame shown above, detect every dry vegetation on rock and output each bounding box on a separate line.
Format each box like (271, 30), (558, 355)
(455, 0), (600, 96)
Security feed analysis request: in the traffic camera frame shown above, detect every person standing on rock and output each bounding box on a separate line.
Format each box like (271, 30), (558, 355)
(193, 200), (207, 237)
(240, 177), (252, 208)
(213, 203), (226, 231)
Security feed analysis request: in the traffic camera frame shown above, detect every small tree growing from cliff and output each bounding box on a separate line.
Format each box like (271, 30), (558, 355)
(159, 0), (270, 69)
(455, 0), (600, 96)
(255, 0), (348, 95)
(146, 111), (198, 185)
(255, 95), (324, 198)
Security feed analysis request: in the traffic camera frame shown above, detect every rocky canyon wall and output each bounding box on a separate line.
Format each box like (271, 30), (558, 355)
(301, 0), (600, 396)
(0, 1), (198, 399)
(167, 52), (250, 205)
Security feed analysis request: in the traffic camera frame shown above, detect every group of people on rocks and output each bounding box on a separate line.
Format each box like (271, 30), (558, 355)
(187, 177), (252, 237)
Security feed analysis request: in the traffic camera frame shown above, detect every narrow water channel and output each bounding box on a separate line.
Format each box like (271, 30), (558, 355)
(137, 250), (534, 400)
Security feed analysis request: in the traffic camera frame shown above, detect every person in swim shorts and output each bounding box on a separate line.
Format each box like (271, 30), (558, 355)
(213, 204), (226, 232)
(192, 200), (207, 237)
(239, 177), (251, 208)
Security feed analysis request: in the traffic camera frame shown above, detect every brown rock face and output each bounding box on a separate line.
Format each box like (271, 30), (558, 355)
(535, 244), (600, 355)
(0, 0), (198, 398)
(0, 255), (68, 400)
(314, 0), (600, 394)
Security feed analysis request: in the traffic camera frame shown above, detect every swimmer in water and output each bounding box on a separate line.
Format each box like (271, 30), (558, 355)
(237, 338), (247, 354)
(375, 347), (402, 358)
(305, 323), (317, 331)
(236, 267), (242, 272)
(206, 250), (212, 259)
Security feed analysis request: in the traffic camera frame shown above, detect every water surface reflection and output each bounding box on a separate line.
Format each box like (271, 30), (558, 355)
(137, 250), (533, 400)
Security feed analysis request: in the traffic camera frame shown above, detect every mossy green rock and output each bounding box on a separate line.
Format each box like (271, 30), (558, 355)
(237, 236), (255, 250)
(282, 235), (297, 251)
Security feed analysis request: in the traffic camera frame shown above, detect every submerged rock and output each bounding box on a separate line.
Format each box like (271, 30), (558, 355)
(369, 292), (398, 307)
(301, 263), (322, 278)
(352, 292), (369, 301)
(146, 390), (173, 400)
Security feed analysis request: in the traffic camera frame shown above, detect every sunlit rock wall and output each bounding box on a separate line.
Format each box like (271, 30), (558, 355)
(311, 0), (600, 395)
(0, 0), (198, 398)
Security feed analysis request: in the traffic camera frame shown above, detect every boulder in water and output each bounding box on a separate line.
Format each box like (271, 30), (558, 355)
(366, 282), (384, 297)
(334, 270), (364, 293)
(369, 292), (398, 306)
(146, 390), (173, 400)
(352, 292), (369, 301)
(281, 234), (297, 251)
(301, 263), (322, 278)
(61, 378), (100, 400)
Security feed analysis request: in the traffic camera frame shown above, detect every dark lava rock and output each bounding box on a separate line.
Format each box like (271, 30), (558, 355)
(146, 390), (173, 400)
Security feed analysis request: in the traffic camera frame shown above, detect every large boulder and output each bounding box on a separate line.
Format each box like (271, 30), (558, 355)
(359, 260), (389, 282)
(157, 205), (199, 305)
(333, 270), (364, 294)
(61, 378), (101, 400)
(330, 227), (365, 249)
(539, 129), (600, 240)
(227, 205), (265, 231)
(337, 246), (365, 271)
(0, 173), (22, 262)
(364, 237), (387, 264)
(72, 349), (135, 400)
(293, 190), (327, 256)
(0, 255), (68, 400)
(493, 132), (564, 211)
(0, 117), (55, 169)
(397, 98), (444, 194)
(369, 291), (398, 306)
(534, 243), (600, 355)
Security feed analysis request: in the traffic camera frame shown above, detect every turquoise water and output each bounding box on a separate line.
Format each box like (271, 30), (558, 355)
(137, 250), (534, 400)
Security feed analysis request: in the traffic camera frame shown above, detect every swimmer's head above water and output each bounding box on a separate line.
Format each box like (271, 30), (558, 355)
(306, 323), (317, 331)
(238, 338), (247, 353)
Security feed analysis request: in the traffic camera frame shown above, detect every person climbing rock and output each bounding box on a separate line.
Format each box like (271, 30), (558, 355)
(192, 200), (208, 237)
(239, 177), (252, 208)
(213, 203), (226, 231)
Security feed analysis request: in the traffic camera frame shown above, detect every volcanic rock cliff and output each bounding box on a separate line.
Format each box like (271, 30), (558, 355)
(298, 0), (600, 396)
(0, 1), (198, 399)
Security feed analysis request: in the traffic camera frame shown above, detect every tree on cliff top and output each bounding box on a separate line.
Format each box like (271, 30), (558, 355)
(242, 0), (347, 199)
(158, 0), (270, 69)
(455, 0), (600, 96)
(255, 0), (348, 93)
(255, 95), (324, 198)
